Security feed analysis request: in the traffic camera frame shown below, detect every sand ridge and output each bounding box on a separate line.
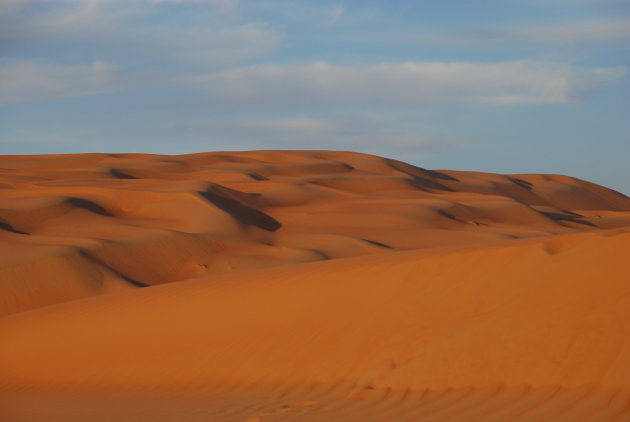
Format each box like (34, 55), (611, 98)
(1, 150), (629, 315)
(1, 150), (629, 421)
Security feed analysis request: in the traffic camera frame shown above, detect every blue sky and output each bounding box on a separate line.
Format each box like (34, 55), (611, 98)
(1, 0), (629, 193)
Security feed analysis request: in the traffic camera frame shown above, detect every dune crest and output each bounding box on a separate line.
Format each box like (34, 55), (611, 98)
(1, 150), (629, 421)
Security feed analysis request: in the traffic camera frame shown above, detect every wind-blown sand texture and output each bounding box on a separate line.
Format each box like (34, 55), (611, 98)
(1, 150), (629, 421)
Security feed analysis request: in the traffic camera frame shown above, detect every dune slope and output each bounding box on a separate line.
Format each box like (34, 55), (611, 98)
(1, 150), (629, 421)
(1, 150), (629, 315)
(2, 229), (630, 421)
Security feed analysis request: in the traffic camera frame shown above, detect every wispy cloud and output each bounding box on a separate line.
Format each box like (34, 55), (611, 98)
(0, 61), (118, 105)
(329, 4), (345, 24)
(1, 0), (238, 7)
(0, 0), (281, 77)
(179, 114), (460, 156)
(185, 60), (627, 108)
(466, 19), (630, 42)
(352, 18), (630, 46)
(0, 0), (109, 38)
(518, 0), (630, 4)
(150, 0), (238, 8)
(140, 22), (281, 68)
(247, 116), (339, 133)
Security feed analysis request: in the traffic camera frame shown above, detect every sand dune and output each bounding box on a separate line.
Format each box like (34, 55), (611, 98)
(1, 150), (629, 421)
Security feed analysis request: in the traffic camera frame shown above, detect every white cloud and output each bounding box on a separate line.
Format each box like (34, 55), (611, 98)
(185, 60), (627, 108)
(0, 0), (281, 106)
(0, 61), (118, 105)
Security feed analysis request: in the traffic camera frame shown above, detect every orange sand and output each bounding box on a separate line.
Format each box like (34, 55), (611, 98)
(1, 150), (629, 421)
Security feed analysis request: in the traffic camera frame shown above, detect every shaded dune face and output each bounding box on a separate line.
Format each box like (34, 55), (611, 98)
(1, 150), (628, 315)
(1, 151), (630, 422)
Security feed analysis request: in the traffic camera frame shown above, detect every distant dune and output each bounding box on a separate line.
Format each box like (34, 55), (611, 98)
(1, 151), (629, 421)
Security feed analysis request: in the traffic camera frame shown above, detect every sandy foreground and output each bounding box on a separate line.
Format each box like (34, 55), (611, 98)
(1, 150), (629, 421)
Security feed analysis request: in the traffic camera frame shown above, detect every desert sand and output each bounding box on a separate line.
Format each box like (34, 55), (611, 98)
(1, 150), (629, 421)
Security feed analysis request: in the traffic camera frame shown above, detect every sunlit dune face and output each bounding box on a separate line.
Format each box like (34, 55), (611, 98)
(1, 151), (629, 422)
(1, 150), (628, 315)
